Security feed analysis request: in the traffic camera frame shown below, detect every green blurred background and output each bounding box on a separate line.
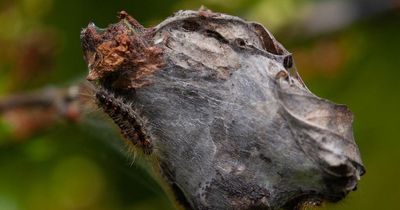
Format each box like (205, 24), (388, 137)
(0, 0), (399, 209)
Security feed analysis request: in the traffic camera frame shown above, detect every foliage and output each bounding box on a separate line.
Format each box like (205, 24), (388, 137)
(0, 0), (399, 209)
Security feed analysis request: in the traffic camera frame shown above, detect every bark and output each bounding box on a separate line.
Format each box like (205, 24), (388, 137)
(80, 9), (365, 210)
(0, 86), (83, 138)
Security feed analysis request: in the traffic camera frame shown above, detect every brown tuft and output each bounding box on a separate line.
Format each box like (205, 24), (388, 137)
(81, 12), (164, 89)
(87, 33), (130, 81)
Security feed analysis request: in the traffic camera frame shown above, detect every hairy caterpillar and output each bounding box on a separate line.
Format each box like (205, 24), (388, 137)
(94, 88), (152, 154)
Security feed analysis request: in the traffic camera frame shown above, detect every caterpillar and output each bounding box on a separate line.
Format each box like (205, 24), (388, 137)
(94, 88), (153, 154)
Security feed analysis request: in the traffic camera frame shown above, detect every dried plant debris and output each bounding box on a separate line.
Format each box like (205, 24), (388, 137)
(81, 12), (164, 89)
(81, 9), (365, 210)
